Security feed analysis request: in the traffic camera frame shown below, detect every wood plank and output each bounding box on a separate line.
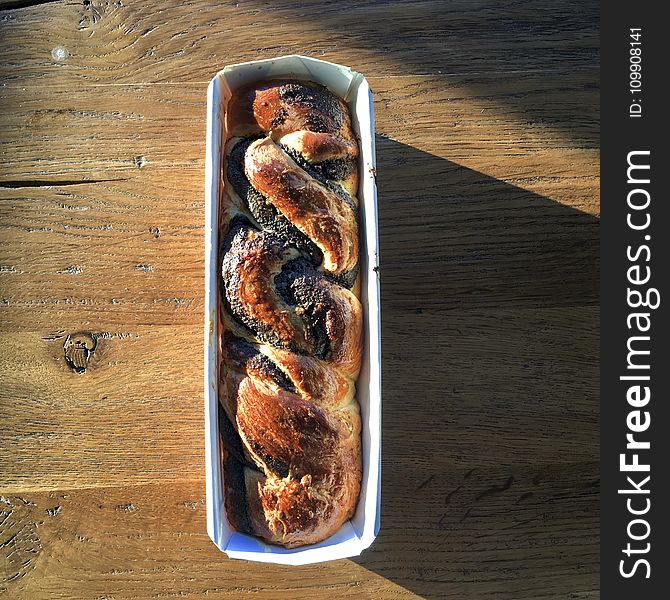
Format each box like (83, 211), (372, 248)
(1, 468), (597, 599)
(0, 483), (417, 599)
(0, 326), (204, 492)
(1, 72), (598, 180)
(0, 180), (203, 327)
(0, 0), (598, 86)
(0, 83), (204, 180)
(0, 152), (598, 327)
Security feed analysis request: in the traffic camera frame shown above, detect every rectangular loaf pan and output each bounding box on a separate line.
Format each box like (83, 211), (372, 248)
(204, 55), (381, 565)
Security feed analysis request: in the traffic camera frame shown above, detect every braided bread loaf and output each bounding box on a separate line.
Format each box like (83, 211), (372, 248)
(219, 80), (363, 548)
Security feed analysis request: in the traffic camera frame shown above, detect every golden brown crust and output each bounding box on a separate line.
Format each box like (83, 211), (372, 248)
(264, 347), (355, 410)
(237, 378), (360, 548)
(278, 130), (359, 198)
(244, 138), (358, 276)
(219, 79), (362, 548)
(221, 226), (307, 351)
(227, 79), (356, 145)
(226, 79), (359, 200)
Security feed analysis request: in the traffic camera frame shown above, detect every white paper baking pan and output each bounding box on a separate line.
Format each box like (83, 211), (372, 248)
(204, 55), (381, 565)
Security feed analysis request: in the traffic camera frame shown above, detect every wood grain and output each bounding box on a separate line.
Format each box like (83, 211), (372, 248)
(1, 0), (598, 597)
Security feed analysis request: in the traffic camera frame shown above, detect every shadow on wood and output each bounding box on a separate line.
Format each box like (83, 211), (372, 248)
(350, 138), (599, 598)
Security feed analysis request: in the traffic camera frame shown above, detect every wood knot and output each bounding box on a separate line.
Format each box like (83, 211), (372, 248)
(63, 332), (97, 374)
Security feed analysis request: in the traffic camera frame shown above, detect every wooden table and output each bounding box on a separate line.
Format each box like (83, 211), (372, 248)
(0, 1), (599, 598)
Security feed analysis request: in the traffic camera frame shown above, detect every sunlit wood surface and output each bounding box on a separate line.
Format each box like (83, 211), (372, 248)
(0, 0), (599, 598)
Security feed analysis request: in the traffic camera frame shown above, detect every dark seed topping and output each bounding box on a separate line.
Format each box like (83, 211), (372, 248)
(327, 264), (358, 290)
(251, 440), (289, 479)
(275, 258), (332, 360)
(225, 333), (296, 394)
(221, 222), (295, 349)
(278, 82), (344, 130)
(271, 107), (289, 129)
(221, 83), (357, 369)
(279, 144), (358, 216)
(219, 407), (248, 466)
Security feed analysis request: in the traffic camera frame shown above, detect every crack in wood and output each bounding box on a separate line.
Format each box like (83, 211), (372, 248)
(415, 474), (434, 491)
(0, 179), (125, 188)
(475, 475), (515, 502)
(516, 491), (535, 504)
(27, 109), (145, 124)
(445, 485), (463, 506)
(42, 330), (67, 340)
(0, 0), (63, 11)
